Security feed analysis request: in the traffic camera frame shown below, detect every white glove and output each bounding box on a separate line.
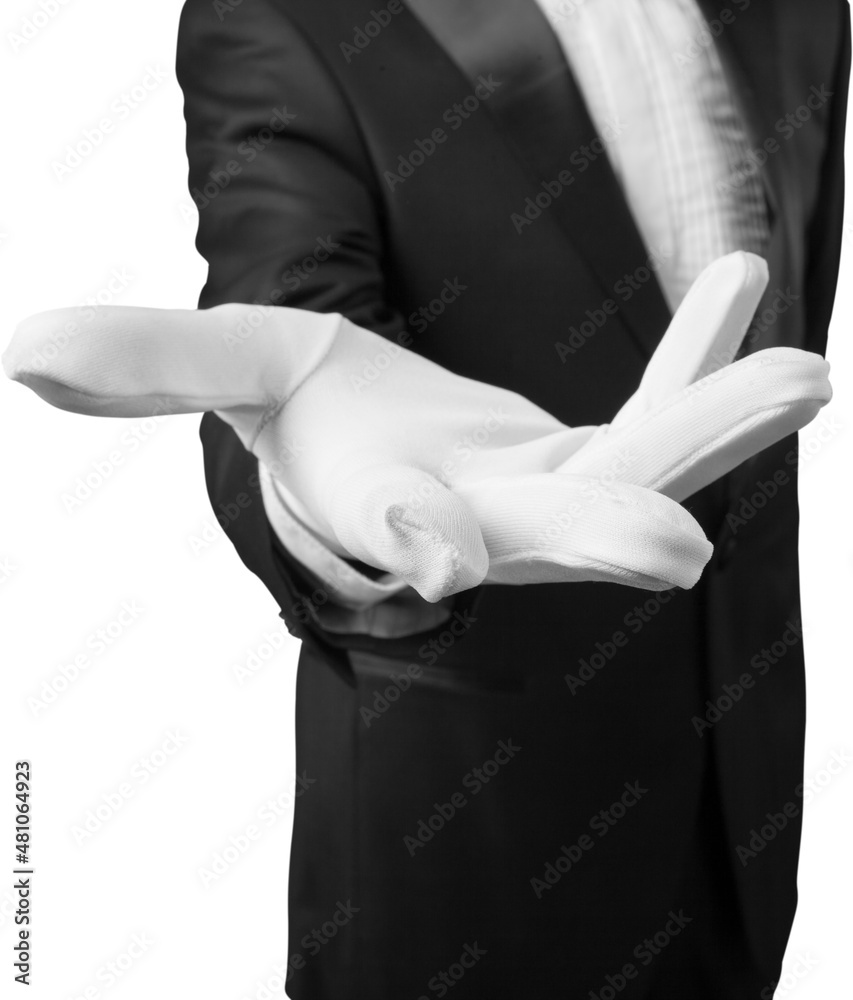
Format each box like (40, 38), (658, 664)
(3, 252), (830, 602)
(555, 252), (825, 501)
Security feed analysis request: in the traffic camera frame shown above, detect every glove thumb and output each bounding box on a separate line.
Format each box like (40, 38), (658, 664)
(324, 461), (489, 603)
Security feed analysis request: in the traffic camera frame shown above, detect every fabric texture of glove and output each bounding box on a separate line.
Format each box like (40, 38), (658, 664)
(3, 252), (831, 602)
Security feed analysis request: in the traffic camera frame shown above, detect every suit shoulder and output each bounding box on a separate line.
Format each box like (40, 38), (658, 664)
(178, 0), (369, 41)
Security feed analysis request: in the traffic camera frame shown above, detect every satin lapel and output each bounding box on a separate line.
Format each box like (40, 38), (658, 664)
(402, 0), (673, 359)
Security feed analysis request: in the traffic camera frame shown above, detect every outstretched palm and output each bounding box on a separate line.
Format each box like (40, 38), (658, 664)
(3, 252), (830, 602)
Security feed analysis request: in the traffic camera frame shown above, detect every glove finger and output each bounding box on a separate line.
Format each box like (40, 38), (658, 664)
(610, 251), (769, 429)
(324, 462), (489, 603)
(2, 304), (340, 418)
(457, 425), (599, 480)
(455, 474), (712, 591)
(561, 347), (831, 502)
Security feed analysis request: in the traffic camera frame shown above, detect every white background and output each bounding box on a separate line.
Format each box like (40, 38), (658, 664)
(0, 1), (850, 998)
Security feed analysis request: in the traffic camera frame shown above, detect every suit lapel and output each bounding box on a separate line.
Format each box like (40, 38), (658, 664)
(402, 0), (673, 359)
(403, 0), (791, 361)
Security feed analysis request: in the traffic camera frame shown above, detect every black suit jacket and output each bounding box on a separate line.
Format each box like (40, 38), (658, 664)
(176, 2), (849, 996)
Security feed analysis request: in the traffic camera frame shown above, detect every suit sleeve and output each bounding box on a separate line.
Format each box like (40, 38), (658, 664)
(175, 0), (453, 665)
(177, 0), (403, 327)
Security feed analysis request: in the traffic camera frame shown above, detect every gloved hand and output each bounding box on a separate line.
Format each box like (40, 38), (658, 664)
(554, 252), (823, 501)
(3, 252), (830, 602)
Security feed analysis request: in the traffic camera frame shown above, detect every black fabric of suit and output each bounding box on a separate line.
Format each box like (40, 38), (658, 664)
(176, 0), (850, 995)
